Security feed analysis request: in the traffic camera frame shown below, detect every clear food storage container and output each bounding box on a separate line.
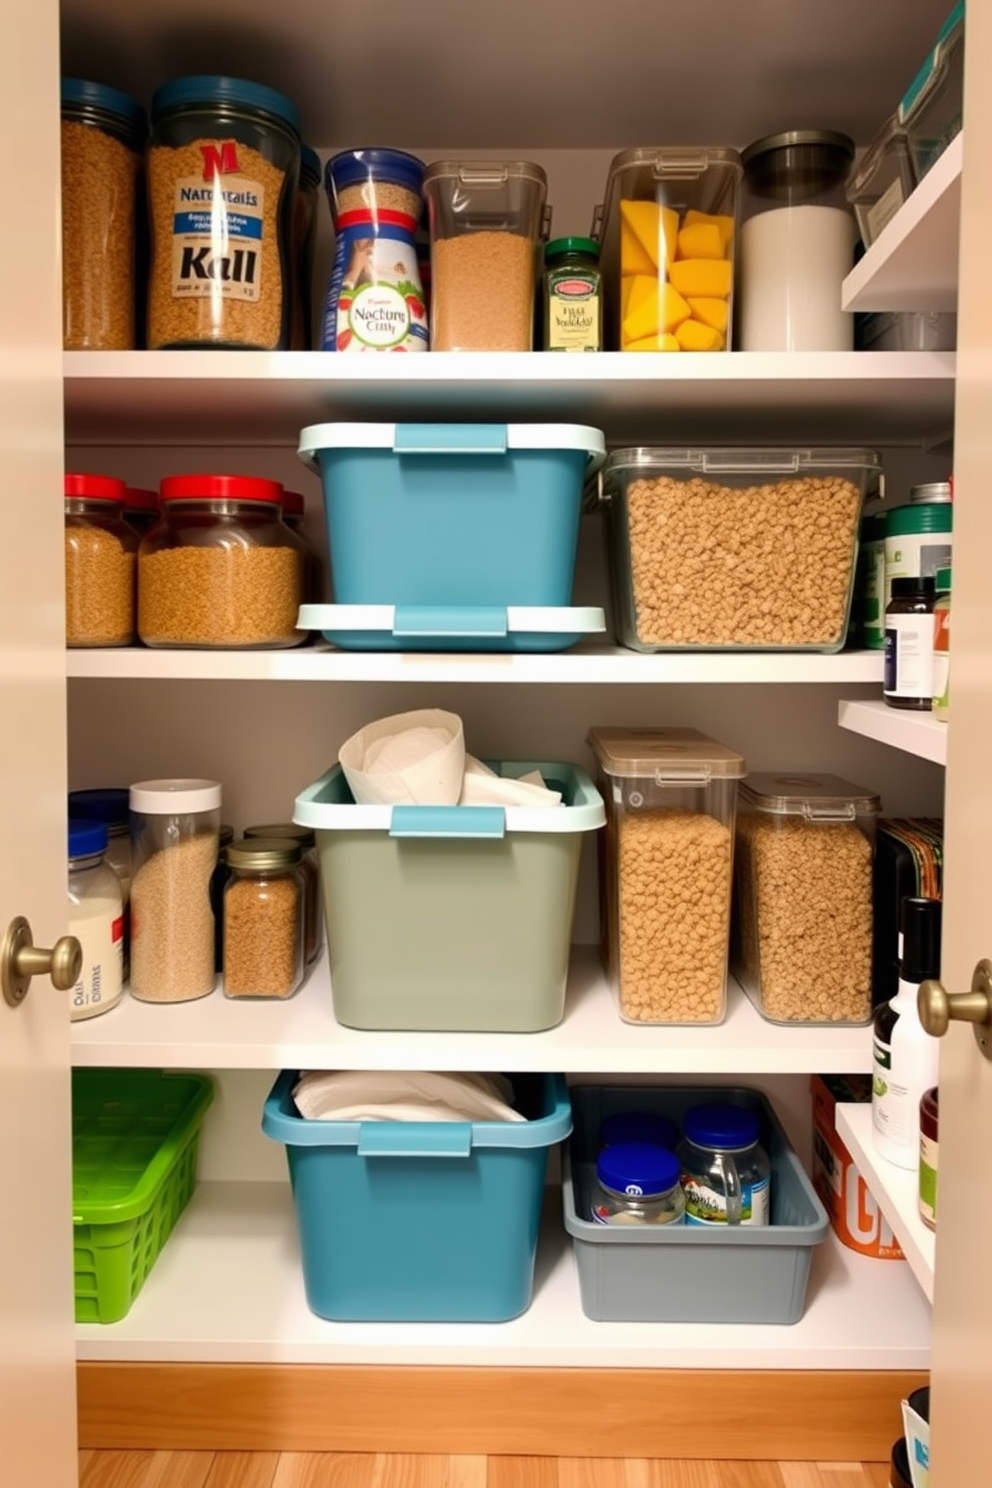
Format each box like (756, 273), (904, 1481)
(733, 773), (880, 1026)
(64, 473), (138, 648)
(898, 2), (965, 182)
(592, 147), (742, 352)
(422, 161), (549, 351)
(846, 114), (917, 247)
(588, 727), (746, 1026)
(595, 446), (881, 652)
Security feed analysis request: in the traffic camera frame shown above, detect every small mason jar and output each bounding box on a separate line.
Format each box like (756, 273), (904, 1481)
(68, 819), (124, 1021)
(65, 473), (138, 647)
(223, 838), (305, 999)
(678, 1103), (770, 1226)
(244, 820), (322, 966)
(591, 1143), (685, 1226)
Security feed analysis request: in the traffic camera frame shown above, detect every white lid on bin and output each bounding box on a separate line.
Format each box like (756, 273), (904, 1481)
(298, 423), (605, 468)
(588, 727), (746, 780)
(740, 773), (879, 817)
(129, 778), (223, 813)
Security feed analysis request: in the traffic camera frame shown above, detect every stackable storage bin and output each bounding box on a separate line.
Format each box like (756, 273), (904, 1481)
(262, 1069), (571, 1321)
(294, 760), (604, 1031)
(562, 1084), (829, 1324)
(72, 1069), (214, 1322)
(296, 422), (605, 651)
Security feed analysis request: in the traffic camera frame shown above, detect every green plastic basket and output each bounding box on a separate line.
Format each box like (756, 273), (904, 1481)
(72, 1069), (214, 1323)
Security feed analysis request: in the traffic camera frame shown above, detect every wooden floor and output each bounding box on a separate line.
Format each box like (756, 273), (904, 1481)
(77, 1455), (892, 1488)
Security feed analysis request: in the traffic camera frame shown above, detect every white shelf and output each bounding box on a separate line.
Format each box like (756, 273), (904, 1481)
(842, 133), (963, 313)
(838, 698), (947, 764)
(75, 1181), (932, 1368)
(67, 643), (886, 686)
(63, 350), (955, 447)
(836, 1103), (936, 1303)
(70, 945), (875, 1075)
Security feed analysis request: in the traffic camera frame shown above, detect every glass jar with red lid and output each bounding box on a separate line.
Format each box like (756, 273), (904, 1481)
(137, 473), (305, 649)
(64, 472), (138, 647)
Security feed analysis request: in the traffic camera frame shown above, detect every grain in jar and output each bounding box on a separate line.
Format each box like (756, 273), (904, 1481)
(733, 773), (879, 1025)
(244, 821), (322, 965)
(61, 80), (146, 350)
(147, 76), (301, 350)
(588, 727), (746, 1025)
(138, 474), (305, 649)
(65, 473), (137, 647)
(223, 838), (305, 999)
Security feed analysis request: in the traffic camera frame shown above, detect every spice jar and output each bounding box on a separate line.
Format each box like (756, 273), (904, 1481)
(599, 1111), (679, 1152)
(919, 1087), (939, 1231)
(932, 567), (951, 719)
(244, 821), (322, 966)
(592, 1143), (685, 1225)
(138, 475), (305, 649)
(147, 76), (301, 350)
(291, 144), (322, 350)
(65, 473), (138, 647)
(678, 1103), (770, 1225)
(129, 778), (221, 1003)
(61, 79), (146, 351)
(69, 787), (133, 976)
(223, 838), (305, 999)
(320, 148), (427, 353)
(281, 491), (323, 603)
(68, 819), (124, 1022)
(884, 575), (936, 711)
(543, 237), (602, 352)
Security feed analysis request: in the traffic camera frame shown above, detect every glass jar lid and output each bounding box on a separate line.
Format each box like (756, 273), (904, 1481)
(129, 779), (222, 813)
(225, 837), (303, 869)
(683, 1102), (760, 1152)
(160, 474), (284, 507)
(596, 1142), (681, 1197)
(244, 821), (316, 849)
(65, 473), (127, 506)
(68, 819), (108, 860)
(61, 78), (147, 140)
(599, 1111), (679, 1150)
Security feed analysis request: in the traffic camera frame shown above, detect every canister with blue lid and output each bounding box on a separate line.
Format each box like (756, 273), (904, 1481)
(678, 1102), (770, 1225)
(592, 1143), (685, 1226)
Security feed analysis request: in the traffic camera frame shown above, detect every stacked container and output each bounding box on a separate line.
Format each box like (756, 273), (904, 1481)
(898, 2), (965, 181)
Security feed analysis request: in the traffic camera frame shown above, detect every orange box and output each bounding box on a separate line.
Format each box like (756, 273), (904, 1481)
(810, 1073), (904, 1260)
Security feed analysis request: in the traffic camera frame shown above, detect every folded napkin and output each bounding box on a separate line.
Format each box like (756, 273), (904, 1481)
(292, 1070), (524, 1123)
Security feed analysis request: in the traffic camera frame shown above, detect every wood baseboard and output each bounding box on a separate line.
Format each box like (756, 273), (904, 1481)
(77, 1363), (925, 1459)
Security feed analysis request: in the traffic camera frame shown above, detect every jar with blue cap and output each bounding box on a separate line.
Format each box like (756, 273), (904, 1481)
(68, 820), (124, 1022)
(598, 1110), (679, 1153)
(592, 1143), (685, 1225)
(678, 1102), (770, 1225)
(147, 76), (302, 350)
(69, 788), (133, 976)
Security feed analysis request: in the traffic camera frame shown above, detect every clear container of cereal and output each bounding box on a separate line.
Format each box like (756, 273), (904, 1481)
(845, 114), (918, 248)
(594, 446), (881, 652)
(422, 161), (549, 351)
(588, 726), (746, 1026)
(64, 473), (138, 648)
(732, 773), (880, 1026)
(591, 147), (742, 352)
(223, 838), (306, 999)
(147, 76), (301, 350)
(138, 475), (305, 649)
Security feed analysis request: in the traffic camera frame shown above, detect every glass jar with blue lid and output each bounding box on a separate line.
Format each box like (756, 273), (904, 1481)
(147, 75), (301, 351)
(678, 1102), (770, 1225)
(592, 1142), (685, 1226)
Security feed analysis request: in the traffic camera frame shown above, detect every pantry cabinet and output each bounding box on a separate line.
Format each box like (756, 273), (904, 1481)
(2, 0), (990, 1483)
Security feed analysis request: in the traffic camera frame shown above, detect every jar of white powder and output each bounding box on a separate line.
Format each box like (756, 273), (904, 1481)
(68, 819), (124, 1021)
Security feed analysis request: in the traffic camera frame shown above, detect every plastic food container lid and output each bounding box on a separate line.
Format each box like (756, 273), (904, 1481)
(599, 1111), (679, 1151)
(898, 1), (965, 124)
(68, 788), (129, 827)
(300, 144), (322, 186)
(61, 78), (147, 133)
(69, 819), (109, 859)
(244, 821), (316, 848)
(604, 145), (743, 184)
(423, 159), (548, 189)
(596, 1142), (681, 1197)
(151, 75), (301, 136)
(600, 446), (882, 479)
(225, 836), (302, 869)
(846, 113), (914, 197)
(123, 486), (159, 513)
(65, 473), (127, 505)
(683, 1102), (760, 1151)
(326, 148), (425, 195)
(545, 236), (599, 261)
(588, 727), (746, 781)
(160, 474), (284, 507)
(129, 779), (223, 814)
(739, 772), (880, 818)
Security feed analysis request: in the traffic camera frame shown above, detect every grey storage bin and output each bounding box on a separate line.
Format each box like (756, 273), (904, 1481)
(294, 760), (604, 1032)
(562, 1084), (829, 1324)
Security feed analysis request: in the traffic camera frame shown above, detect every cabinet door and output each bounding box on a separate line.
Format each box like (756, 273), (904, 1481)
(0, 1), (79, 1484)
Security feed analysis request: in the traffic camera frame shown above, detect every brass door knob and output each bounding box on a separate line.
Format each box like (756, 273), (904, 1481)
(919, 959), (992, 1062)
(1, 916), (83, 1008)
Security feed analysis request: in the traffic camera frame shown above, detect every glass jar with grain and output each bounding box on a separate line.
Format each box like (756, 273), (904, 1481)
(138, 474), (305, 649)
(61, 79), (146, 351)
(147, 75), (301, 350)
(223, 838), (305, 1000)
(65, 473), (138, 647)
(244, 821), (322, 966)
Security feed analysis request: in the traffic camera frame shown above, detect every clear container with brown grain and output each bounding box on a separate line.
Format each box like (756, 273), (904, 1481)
(61, 80), (146, 351)
(223, 838), (305, 1000)
(588, 727), (746, 1026)
(244, 820), (322, 967)
(732, 773), (879, 1026)
(65, 473), (138, 647)
(147, 75), (301, 350)
(138, 474), (305, 649)
(422, 161), (549, 351)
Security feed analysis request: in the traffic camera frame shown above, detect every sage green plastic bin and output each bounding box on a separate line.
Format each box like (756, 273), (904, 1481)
(293, 760), (604, 1032)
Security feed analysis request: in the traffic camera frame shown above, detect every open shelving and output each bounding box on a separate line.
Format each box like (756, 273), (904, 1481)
(836, 1103), (936, 1302)
(838, 698), (948, 765)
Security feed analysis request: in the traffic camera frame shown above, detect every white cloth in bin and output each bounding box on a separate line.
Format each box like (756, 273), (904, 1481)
(292, 1070), (525, 1123)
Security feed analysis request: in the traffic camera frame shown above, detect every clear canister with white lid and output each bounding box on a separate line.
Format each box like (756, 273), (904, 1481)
(244, 820), (322, 966)
(129, 779), (221, 1003)
(678, 1102), (770, 1225)
(68, 819), (124, 1021)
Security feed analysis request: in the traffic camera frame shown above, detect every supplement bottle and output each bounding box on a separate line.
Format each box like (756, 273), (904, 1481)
(223, 838), (305, 999)
(599, 1111), (679, 1152)
(244, 821), (322, 966)
(919, 1087), (939, 1231)
(872, 896), (941, 1170)
(64, 473), (138, 647)
(884, 575), (936, 711)
(543, 237), (603, 352)
(932, 567), (951, 720)
(68, 820), (124, 1021)
(591, 1143), (685, 1225)
(679, 1102), (770, 1225)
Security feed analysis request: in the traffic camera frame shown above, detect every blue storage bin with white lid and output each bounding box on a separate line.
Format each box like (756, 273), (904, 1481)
(296, 422), (606, 651)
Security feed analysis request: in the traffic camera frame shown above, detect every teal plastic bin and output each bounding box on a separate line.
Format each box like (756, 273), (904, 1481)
(294, 759), (604, 1032)
(262, 1070), (571, 1321)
